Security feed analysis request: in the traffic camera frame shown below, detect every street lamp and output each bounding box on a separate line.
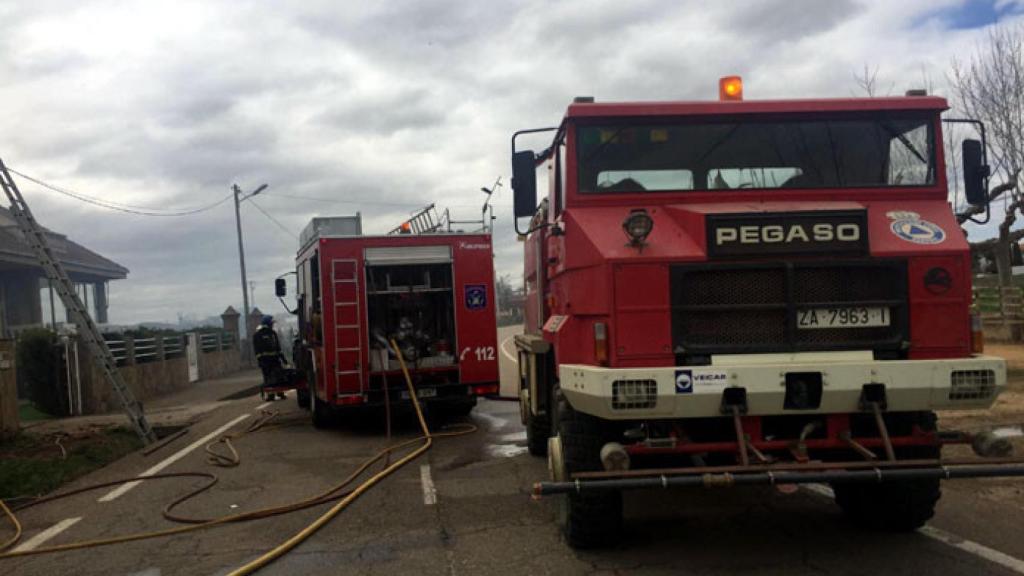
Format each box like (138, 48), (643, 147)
(232, 183), (268, 358)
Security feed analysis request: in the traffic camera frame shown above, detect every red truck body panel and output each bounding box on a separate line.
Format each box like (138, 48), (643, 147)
(525, 96), (973, 371)
(300, 233), (499, 407)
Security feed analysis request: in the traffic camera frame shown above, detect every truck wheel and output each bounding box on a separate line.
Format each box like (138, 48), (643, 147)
(526, 411), (550, 456)
(311, 390), (333, 429)
(556, 388), (622, 548)
(831, 411), (940, 531)
(297, 389), (311, 409)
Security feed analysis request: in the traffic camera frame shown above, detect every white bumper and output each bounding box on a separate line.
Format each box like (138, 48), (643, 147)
(559, 352), (1006, 420)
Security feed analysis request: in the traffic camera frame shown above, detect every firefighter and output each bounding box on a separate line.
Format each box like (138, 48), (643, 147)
(253, 315), (286, 399)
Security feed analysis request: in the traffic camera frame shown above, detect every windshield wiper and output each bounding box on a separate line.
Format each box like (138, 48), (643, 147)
(882, 122), (928, 165)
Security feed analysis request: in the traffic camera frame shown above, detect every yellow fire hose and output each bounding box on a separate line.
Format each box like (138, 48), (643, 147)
(0, 501), (20, 552)
(0, 339), (475, 570)
(223, 338), (440, 575)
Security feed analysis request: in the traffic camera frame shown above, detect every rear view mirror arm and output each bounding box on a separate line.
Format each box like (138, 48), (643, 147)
(276, 272), (298, 315)
(944, 118), (993, 224)
(512, 126), (559, 236)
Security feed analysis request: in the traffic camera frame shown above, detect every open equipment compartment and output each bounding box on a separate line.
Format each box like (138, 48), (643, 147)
(365, 246), (457, 372)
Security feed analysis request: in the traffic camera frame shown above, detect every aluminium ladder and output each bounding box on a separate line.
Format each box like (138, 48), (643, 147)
(0, 159), (156, 444)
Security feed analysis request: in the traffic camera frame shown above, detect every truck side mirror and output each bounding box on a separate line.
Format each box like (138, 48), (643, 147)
(963, 139), (990, 206)
(512, 150), (538, 219)
(275, 278), (287, 297)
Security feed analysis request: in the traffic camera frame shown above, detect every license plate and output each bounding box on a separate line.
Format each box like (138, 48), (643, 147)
(400, 388), (438, 400)
(797, 307), (890, 329)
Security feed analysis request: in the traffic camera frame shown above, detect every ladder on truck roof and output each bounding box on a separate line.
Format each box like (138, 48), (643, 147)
(388, 204), (450, 235)
(0, 159), (157, 444)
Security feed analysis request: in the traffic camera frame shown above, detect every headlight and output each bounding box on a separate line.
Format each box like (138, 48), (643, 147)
(622, 208), (654, 246)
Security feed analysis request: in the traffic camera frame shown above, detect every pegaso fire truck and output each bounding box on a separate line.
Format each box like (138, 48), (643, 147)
(512, 77), (1024, 548)
(279, 214), (499, 428)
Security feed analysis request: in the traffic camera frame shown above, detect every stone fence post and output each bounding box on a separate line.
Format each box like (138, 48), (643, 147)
(0, 339), (17, 439)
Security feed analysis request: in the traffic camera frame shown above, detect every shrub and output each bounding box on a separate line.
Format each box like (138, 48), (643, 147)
(16, 328), (66, 416)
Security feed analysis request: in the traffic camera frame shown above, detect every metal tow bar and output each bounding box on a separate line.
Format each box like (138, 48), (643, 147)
(533, 463), (1024, 497)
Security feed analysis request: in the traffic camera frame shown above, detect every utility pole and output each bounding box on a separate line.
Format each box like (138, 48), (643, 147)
(232, 183), (268, 357)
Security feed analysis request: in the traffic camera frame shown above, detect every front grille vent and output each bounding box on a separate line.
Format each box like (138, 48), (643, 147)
(670, 261), (907, 356)
(949, 370), (996, 400)
(612, 379), (657, 410)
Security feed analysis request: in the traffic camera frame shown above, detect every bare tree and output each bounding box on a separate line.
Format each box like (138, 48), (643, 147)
(951, 25), (1024, 285)
(853, 64), (896, 97)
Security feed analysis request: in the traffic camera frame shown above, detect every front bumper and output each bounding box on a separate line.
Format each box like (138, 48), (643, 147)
(559, 352), (1006, 420)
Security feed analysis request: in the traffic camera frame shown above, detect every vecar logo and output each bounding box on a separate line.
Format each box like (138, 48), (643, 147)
(675, 370), (693, 394)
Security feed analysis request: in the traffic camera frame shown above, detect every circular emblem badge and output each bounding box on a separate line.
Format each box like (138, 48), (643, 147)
(890, 218), (946, 245)
(923, 267), (952, 295)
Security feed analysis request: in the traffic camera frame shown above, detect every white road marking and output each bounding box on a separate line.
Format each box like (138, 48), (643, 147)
(256, 401), (272, 411)
(499, 336), (517, 363)
(98, 413), (251, 502)
(803, 483), (1024, 574)
(920, 526), (1024, 574)
(12, 517), (81, 552)
(420, 464), (438, 505)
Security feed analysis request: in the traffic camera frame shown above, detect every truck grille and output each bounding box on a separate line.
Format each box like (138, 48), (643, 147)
(670, 261), (907, 357)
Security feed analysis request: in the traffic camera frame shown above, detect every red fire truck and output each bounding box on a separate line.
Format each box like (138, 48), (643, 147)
(281, 216), (499, 428)
(512, 77), (1024, 548)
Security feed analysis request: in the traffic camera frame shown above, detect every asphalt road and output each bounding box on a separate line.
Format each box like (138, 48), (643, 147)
(4, 330), (1024, 575)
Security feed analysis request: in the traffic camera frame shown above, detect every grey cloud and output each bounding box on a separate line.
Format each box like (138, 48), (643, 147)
(314, 88), (449, 135)
(727, 0), (862, 42)
(0, 0), (1009, 323)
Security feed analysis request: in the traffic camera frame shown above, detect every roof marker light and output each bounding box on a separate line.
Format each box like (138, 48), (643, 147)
(719, 76), (743, 101)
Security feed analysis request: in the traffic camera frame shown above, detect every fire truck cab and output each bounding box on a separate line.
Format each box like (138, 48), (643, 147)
(512, 80), (1014, 548)
(286, 217), (499, 427)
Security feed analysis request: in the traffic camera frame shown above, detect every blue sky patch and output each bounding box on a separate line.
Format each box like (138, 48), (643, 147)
(924, 0), (1024, 30)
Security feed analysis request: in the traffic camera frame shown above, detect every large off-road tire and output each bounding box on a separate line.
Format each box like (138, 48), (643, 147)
(310, 390), (333, 429)
(556, 388), (623, 548)
(296, 388), (311, 409)
(526, 410), (550, 456)
(831, 411), (941, 531)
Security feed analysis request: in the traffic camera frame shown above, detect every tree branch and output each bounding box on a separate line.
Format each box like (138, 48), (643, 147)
(971, 227), (1024, 250)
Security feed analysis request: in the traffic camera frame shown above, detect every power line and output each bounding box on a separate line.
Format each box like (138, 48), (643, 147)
(8, 167), (234, 216)
(248, 197), (298, 240)
(266, 192), (425, 207)
(266, 191), (510, 209)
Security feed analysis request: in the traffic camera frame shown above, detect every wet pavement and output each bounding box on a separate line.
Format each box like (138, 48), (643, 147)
(4, 330), (1024, 575)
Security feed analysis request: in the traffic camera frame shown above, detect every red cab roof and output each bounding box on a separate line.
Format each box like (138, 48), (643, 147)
(566, 96), (949, 119)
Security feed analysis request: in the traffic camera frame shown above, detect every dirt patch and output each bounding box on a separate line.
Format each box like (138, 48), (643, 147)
(987, 343), (1024, 370)
(0, 427), (142, 499)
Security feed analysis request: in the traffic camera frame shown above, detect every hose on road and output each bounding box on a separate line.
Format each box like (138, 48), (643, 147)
(0, 340), (475, 565)
(223, 338), (447, 575)
(0, 501), (20, 552)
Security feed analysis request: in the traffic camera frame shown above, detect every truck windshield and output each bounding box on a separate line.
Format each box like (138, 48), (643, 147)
(576, 115), (935, 193)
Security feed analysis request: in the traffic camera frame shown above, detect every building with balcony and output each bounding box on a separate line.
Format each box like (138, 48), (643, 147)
(0, 206), (128, 336)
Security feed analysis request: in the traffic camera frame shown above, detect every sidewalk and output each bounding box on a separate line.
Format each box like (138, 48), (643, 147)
(21, 369), (264, 436)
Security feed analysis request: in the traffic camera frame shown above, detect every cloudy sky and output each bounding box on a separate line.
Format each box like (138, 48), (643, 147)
(1, 0), (1022, 325)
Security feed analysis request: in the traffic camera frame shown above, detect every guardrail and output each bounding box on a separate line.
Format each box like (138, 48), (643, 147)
(973, 286), (1024, 325)
(99, 331), (236, 363)
(104, 337), (128, 365)
(133, 337), (158, 364)
(200, 333), (220, 353)
(163, 335), (185, 358)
